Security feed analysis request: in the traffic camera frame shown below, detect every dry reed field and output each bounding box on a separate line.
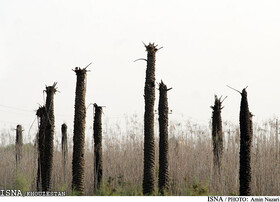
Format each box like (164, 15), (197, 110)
(0, 116), (279, 196)
(3, 0), (280, 198)
(0, 45), (276, 197)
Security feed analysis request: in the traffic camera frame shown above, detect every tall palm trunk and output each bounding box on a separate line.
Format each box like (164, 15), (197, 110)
(239, 88), (253, 196)
(15, 124), (23, 167)
(72, 67), (87, 195)
(61, 123), (68, 184)
(211, 95), (224, 192)
(158, 81), (170, 194)
(36, 106), (46, 191)
(143, 43), (159, 195)
(43, 83), (57, 191)
(93, 104), (103, 192)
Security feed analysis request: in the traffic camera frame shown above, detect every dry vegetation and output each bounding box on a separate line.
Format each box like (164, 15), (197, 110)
(0, 44), (277, 196)
(0, 116), (279, 196)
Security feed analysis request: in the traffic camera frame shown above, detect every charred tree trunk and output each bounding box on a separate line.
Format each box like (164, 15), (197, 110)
(239, 88), (253, 196)
(36, 106), (46, 191)
(72, 67), (87, 195)
(35, 131), (40, 191)
(42, 83), (57, 191)
(158, 81), (170, 194)
(211, 95), (224, 192)
(61, 123), (68, 184)
(93, 104), (103, 192)
(143, 43), (159, 195)
(276, 119), (279, 160)
(276, 119), (279, 191)
(15, 125), (23, 167)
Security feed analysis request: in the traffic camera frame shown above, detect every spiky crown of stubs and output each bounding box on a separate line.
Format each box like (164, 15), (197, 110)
(159, 81), (167, 91)
(94, 103), (103, 112)
(73, 67), (88, 75)
(145, 43), (160, 53)
(158, 80), (172, 92)
(45, 82), (58, 94)
(211, 95), (225, 111)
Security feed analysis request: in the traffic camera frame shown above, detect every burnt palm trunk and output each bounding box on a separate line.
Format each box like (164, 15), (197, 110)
(143, 43), (159, 195)
(43, 83), (57, 191)
(15, 125), (23, 167)
(35, 131), (40, 191)
(93, 104), (103, 192)
(276, 119), (279, 160)
(211, 95), (224, 192)
(36, 106), (46, 191)
(158, 81), (170, 194)
(239, 88), (253, 196)
(72, 67), (87, 195)
(61, 123), (68, 184)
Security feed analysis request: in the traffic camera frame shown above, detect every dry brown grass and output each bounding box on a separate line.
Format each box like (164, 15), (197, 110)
(0, 116), (279, 195)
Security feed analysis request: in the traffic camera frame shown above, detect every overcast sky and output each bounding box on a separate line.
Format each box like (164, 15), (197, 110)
(1, 0), (280, 139)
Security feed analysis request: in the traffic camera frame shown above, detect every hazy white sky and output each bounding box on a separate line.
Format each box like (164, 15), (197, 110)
(1, 0), (280, 137)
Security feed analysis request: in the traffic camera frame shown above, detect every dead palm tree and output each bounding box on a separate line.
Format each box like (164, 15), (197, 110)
(239, 88), (253, 196)
(36, 106), (46, 191)
(61, 123), (68, 184)
(142, 43), (160, 195)
(211, 95), (225, 192)
(93, 103), (103, 192)
(72, 67), (88, 195)
(42, 83), (57, 191)
(15, 124), (23, 167)
(158, 81), (171, 194)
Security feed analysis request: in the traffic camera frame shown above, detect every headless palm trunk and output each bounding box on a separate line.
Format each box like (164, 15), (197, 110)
(158, 81), (170, 194)
(239, 89), (253, 196)
(15, 125), (23, 167)
(61, 123), (68, 184)
(93, 104), (103, 192)
(211, 95), (224, 192)
(276, 119), (279, 160)
(35, 132), (40, 191)
(143, 43), (158, 195)
(72, 68), (87, 195)
(43, 83), (57, 191)
(36, 106), (46, 191)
